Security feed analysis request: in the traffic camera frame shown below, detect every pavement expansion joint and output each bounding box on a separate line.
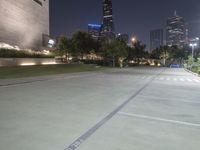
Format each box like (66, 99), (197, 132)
(63, 68), (166, 150)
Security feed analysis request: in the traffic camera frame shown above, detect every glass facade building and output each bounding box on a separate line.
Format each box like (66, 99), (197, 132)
(150, 29), (164, 52)
(166, 12), (187, 47)
(102, 0), (115, 38)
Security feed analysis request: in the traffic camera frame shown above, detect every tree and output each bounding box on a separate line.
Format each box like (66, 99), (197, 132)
(160, 46), (170, 66)
(150, 45), (190, 66)
(100, 39), (128, 67)
(150, 48), (161, 59)
(128, 41), (146, 64)
(71, 31), (96, 59)
(56, 36), (74, 61)
(56, 36), (67, 55)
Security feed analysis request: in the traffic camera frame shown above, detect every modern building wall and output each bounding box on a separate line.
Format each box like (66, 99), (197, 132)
(0, 0), (49, 50)
(0, 58), (56, 67)
(150, 29), (164, 52)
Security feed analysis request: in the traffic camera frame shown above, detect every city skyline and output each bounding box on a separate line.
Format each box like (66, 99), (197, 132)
(50, 0), (200, 49)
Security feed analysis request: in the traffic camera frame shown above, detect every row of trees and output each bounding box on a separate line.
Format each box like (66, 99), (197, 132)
(150, 45), (190, 66)
(150, 45), (200, 66)
(186, 50), (200, 74)
(55, 31), (147, 67)
(55, 31), (200, 68)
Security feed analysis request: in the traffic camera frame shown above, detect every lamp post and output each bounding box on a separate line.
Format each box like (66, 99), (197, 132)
(131, 37), (137, 48)
(189, 43), (197, 67)
(131, 37), (136, 43)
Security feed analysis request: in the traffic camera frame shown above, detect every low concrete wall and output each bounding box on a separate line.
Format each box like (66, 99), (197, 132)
(0, 58), (57, 67)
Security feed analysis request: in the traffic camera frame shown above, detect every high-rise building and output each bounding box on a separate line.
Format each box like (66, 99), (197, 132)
(150, 29), (164, 52)
(0, 0), (49, 50)
(166, 11), (187, 47)
(102, 0), (115, 38)
(88, 24), (103, 40)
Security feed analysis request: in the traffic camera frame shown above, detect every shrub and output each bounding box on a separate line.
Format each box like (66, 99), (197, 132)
(0, 49), (54, 58)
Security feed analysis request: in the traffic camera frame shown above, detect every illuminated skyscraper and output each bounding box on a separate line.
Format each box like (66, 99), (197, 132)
(102, 0), (115, 38)
(166, 11), (187, 47)
(0, 0), (49, 50)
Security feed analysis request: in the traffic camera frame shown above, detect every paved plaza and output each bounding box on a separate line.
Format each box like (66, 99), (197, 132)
(0, 67), (200, 150)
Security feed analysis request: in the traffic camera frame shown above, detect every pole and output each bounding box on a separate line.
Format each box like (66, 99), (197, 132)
(192, 46), (194, 65)
(189, 43), (197, 69)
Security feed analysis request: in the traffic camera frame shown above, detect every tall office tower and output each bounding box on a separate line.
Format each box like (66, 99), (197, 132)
(150, 29), (164, 52)
(102, 0), (115, 38)
(166, 11), (187, 47)
(0, 0), (49, 50)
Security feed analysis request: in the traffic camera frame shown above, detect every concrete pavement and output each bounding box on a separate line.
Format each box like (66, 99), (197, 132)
(0, 67), (200, 150)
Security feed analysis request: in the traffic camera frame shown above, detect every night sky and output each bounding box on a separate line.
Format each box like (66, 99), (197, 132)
(50, 0), (200, 49)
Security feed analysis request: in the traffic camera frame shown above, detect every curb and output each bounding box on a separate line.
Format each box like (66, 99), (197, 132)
(184, 68), (200, 77)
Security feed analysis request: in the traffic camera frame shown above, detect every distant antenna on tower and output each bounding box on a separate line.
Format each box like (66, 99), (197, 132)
(174, 10), (177, 16)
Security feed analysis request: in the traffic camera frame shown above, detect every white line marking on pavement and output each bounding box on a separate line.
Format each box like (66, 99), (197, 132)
(173, 78), (177, 81)
(146, 76), (152, 80)
(159, 77), (164, 80)
(118, 112), (200, 127)
(193, 79), (200, 83)
(139, 95), (200, 104)
(180, 78), (185, 82)
(186, 78), (192, 82)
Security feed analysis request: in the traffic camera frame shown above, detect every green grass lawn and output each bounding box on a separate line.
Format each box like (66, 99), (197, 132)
(0, 64), (103, 79)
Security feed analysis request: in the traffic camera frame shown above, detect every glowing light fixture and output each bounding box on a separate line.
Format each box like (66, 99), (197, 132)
(131, 37), (136, 43)
(48, 39), (55, 48)
(20, 63), (36, 66)
(42, 62), (57, 65)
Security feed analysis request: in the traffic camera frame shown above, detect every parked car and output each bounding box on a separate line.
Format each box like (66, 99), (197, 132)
(170, 64), (180, 68)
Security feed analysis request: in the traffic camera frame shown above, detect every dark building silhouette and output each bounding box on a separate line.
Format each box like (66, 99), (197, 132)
(166, 11), (187, 47)
(102, 0), (115, 38)
(150, 29), (164, 52)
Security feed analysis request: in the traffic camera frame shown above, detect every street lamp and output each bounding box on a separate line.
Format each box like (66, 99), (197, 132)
(131, 37), (136, 43)
(189, 43), (197, 65)
(131, 37), (137, 48)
